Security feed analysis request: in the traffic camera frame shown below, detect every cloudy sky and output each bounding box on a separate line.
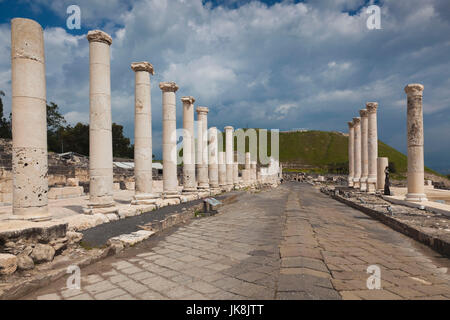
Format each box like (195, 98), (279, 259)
(0, 0), (449, 172)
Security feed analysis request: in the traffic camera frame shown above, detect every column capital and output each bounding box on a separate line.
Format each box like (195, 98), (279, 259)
(181, 96), (195, 104)
(366, 102), (378, 113)
(87, 30), (112, 45)
(131, 61), (154, 74)
(159, 81), (178, 92)
(224, 126), (233, 131)
(359, 109), (368, 117)
(352, 117), (361, 125)
(196, 106), (209, 114)
(348, 121), (354, 128)
(404, 83), (424, 96)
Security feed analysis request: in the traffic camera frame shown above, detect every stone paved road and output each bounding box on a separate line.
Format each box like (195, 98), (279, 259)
(24, 183), (450, 300)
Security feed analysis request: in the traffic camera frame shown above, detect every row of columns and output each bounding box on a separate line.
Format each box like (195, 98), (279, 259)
(7, 19), (272, 219)
(347, 84), (428, 202)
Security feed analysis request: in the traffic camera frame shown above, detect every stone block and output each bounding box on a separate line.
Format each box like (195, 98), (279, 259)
(0, 253), (17, 275)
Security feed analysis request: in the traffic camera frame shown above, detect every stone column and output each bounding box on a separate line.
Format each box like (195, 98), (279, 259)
(352, 117), (361, 189)
(130, 62), (158, 205)
(359, 109), (369, 192)
(11, 18), (49, 220)
(405, 84), (427, 202)
(218, 151), (227, 189)
(251, 161), (257, 183)
(242, 152), (251, 185)
(196, 107), (209, 189)
(160, 82), (179, 198)
(181, 96), (197, 193)
(233, 162), (239, 186)
(225, 126), (234, 188)
(366, 102), (378, 193)
(208, 127), (220, 190)
(347, 121), (355, 188)
(377, 157), (389, 191)
(86, 30), (117, 214)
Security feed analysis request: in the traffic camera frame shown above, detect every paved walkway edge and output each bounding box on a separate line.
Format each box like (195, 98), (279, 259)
(323, 190), (450, 258)
(0, 201), (208, 300)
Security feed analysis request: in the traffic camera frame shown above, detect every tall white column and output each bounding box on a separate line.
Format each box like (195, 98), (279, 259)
(225, 126), (234, 188)
(242, 152), (251, 185)
(359, 109), (369, 192)
(181, 96), (197, 193)
(218, 151), (227, 189)
(366, 102), (378, 193)
(196, 107), (209, 189)
(160, 81), (179, 198)
(11, 18), (49, 220)
(405, 84), (427, 202)
(208, 127), (220, 190)
(131, 62), (157, 205)
(377, 157), (389, 191)
(251, 161), (257, 183)
(233, 162), (239, 186)
(85, 30), (117, 214)
(352, 117), (361, 189)
(347, 121), (355, 188)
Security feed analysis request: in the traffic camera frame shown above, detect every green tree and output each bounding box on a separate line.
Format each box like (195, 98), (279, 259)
(0, 90), (12, 139)
(112, 123), (134, 158)
(47, 102), (68, 153)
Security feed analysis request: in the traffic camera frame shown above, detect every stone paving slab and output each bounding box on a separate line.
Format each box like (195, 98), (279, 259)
(21, 182), (450, 300)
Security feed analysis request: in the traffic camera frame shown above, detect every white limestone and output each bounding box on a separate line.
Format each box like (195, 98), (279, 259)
(366, 102), (378, 193)
(208, 127), (220, 190)
(359, 109), (369, 192)
(352, 117), (361, 189)
(159, 82), (180, 198)
(347, 121), (355, 188)
(10, 18), (49, 220)
(405, 84), (427, 202)
(377, 157), (389, 191)
(181, 96), (197, 193)
(85, 30), (117, 214)
(196, 107), (209, 189)
(131, 62), (158, 205)
(225, 126), (234, 188)
(218, 151), (227, 190)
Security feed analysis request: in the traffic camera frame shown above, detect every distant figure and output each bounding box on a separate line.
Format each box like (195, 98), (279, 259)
(384, 166), (391, 196)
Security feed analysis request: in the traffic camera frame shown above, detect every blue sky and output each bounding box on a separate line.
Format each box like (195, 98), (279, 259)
(0, 0), (449, 173)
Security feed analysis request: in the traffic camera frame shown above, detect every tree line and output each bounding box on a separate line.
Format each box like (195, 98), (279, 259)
(0, 91), (134, 158)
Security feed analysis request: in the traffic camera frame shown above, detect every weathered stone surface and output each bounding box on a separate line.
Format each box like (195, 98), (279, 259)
(0, 253), (17, 275)
(31, 244), (55, 263)
(17, 254), (34, 271)
(66, 231), (83, 244)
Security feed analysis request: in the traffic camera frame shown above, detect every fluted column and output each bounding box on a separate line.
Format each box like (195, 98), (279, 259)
(181, 96), (197, 193)
(208, 127), (220, 190)
(405, 84), (427, 202)
(225, 126), (234, 188)
(196, 107), (209, 189)
(160, 81), (179, 198)
(352, 117), (361, 189)
(377, 157), (389, 191)
(85, 30), (117, 214)
(366, 102), (378, 193)
(218, 151), (227, 189)
(131, 62), (157, 204)
(359, 109), (369, 192)
(11, 18), (49, 220)
(347, 121), (355, 188)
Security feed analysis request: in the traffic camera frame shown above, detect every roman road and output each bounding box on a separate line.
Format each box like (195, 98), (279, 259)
(25, 183), (450, 300)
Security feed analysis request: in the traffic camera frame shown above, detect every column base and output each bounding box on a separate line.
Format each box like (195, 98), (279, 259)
(182, 187), (198, 194)
(353, 178), (360, 189)
(9, 207), (51, 222)
(197, 184), (210, 190)
(367, 182), (376, 194)
(163, 191), (181, 199)
(84, 203), (118, 215)
(405, 193), (428, 202)
(131, 193), (159, 205)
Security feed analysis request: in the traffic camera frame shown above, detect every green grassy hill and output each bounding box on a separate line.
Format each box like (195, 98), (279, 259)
(278, 130), (441, 177)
